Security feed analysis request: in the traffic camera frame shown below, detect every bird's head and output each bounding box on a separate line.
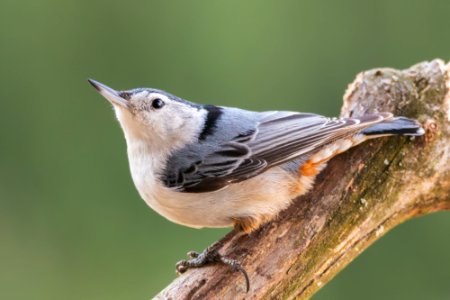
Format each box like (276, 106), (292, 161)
(88, 79), (206, 152)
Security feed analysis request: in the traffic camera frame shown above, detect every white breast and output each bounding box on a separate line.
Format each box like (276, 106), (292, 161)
(127, 140), (299, 229)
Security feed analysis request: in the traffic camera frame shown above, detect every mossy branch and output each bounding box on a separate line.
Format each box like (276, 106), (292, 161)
(156, 59), (450, 299)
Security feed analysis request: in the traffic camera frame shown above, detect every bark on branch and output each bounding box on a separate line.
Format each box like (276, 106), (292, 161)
(156, 59), (450, 300)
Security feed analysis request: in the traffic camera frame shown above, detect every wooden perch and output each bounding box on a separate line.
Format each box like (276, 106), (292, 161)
(156, 59), (450, 300)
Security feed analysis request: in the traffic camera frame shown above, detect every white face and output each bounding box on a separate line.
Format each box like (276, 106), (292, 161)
(90, 80), (206, 152)
(118, 90), (205, 145)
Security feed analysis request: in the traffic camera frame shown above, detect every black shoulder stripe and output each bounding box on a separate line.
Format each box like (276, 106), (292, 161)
(215, 143), (249, 157)
(199, 105), (223, 141)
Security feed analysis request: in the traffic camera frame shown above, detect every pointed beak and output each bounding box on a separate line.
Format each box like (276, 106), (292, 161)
(88, 79), (128, 108)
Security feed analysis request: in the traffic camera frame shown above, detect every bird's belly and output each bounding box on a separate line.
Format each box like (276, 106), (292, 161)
(136, 166), (303, 229)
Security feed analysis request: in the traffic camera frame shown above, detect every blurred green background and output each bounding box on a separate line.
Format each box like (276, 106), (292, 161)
(1, 1), (449, 299)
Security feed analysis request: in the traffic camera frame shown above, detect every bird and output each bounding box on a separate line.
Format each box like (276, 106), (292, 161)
(88, 79), (424, 290)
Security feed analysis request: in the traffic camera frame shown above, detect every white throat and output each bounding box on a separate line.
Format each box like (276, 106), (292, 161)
(125, 138), (166, 206)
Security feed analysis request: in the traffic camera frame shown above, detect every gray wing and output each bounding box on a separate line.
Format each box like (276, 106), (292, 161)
(163, 111), (391, 193)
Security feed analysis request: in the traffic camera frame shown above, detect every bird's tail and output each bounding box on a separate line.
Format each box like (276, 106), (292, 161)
(361, 117), (424, 136)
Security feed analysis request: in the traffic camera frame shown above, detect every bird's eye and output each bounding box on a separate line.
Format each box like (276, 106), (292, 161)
(151, 98), (165, 109)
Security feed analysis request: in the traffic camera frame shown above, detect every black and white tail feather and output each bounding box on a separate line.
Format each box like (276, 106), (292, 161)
(361, 116), (424, 136)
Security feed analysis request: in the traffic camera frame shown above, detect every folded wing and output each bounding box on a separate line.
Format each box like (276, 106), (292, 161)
(165, 111), (392, 193)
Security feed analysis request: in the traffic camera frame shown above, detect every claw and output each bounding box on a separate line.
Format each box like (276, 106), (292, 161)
(220, 256), (250, 292)
(175, 247), (250, 292)
(175, 261), (188, 274)
(187, 251), (199, 258)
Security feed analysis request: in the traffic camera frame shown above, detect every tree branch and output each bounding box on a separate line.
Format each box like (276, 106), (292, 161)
(156, 59), (450, 300)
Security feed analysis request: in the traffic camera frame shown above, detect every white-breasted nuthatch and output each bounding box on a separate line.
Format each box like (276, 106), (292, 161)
(88, 79), (424, 290)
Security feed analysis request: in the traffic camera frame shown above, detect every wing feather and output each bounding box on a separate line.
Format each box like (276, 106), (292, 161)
(165, 111), (392, 192)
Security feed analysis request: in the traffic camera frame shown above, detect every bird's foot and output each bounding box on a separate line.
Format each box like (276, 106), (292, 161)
(175, 245), (250, 292)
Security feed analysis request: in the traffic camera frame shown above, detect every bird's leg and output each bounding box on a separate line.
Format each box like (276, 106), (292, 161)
(175, 230), (250, 292)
